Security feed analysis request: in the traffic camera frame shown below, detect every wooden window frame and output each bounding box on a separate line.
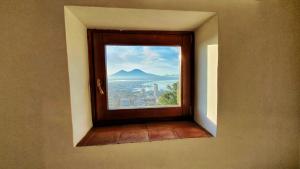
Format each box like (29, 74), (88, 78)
(87, 29), (194, 126)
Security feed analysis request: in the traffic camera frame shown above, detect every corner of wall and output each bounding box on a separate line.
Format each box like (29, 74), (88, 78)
(194, 15), (218, 136)
(64, 7), (93, 146)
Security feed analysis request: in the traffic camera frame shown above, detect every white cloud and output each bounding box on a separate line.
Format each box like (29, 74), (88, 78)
(106, 45), (180, 76)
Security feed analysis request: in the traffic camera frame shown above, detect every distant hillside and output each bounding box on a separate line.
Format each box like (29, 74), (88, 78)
(109, 69), (178, 80)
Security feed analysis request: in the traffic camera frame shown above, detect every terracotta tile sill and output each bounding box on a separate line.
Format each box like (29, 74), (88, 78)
(77, 121), (212, 146)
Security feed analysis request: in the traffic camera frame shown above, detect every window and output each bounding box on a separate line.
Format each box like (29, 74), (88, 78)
(88, 30), (194, 125)
(105, 45), (181, 110)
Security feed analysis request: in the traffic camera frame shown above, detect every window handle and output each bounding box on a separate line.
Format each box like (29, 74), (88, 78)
(97, 78), (104, 95)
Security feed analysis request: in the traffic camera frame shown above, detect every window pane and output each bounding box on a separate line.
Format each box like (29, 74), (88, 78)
(105, 45), (181, 110)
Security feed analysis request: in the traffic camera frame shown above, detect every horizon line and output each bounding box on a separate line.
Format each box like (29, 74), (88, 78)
(109, 68), (179, 76)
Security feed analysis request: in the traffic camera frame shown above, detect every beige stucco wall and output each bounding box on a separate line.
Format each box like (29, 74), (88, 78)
(0, 1), (299, 169)
(64, 8), (93, 146)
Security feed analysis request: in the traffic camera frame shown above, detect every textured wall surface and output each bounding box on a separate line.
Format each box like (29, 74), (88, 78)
(0, 0), (299, 169)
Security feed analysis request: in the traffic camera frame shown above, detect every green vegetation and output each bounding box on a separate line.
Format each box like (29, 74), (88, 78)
(158, 82), (178, 105)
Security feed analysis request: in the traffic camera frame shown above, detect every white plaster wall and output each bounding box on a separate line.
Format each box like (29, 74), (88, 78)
(64, 8), (92, 145)
(67, 6), (215, 31)
(194, 16), (218, 136)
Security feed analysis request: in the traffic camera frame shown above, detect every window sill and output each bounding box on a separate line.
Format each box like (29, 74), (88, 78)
(77, 120), (212, 146)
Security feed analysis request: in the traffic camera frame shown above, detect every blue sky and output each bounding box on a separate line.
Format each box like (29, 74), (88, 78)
(105, 45), (181, 76)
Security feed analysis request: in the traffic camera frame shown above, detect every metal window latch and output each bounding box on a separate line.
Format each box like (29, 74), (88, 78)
(97, 78), (104, 95)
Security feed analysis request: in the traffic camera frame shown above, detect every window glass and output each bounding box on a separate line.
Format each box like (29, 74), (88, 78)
(105, 45), (181, 110)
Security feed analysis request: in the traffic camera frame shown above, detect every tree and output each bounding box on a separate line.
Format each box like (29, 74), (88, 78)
(158, 82), (178, 105)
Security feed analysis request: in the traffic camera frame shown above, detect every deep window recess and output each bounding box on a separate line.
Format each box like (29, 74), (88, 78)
(88, 30), (194, 125)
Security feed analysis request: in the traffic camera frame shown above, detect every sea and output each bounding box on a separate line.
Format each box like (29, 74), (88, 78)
(107, 79), (179, 93)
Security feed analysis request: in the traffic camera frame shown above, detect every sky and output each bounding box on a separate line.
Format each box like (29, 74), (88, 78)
(105, 45), (181, 76)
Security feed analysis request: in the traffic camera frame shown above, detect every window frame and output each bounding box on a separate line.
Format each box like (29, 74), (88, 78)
(87, 29), (194, 125)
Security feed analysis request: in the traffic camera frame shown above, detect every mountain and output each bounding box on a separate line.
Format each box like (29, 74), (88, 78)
(109, 69), (177, 80)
